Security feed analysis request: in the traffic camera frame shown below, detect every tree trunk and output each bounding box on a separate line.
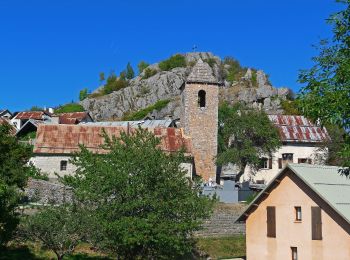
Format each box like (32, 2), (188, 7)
(235, 164), (247, 183)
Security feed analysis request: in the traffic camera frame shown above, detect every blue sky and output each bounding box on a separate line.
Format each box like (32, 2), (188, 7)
(0, 0), (341, 111)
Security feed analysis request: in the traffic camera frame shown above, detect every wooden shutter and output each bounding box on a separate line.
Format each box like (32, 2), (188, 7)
(298, 158), (302, 163)
(312, 206), (322, 240)
(308, 158), (312, 164)
(278, 158), (282, 169)
(267, 206), (276, 237)
(269, 158), (273, 169)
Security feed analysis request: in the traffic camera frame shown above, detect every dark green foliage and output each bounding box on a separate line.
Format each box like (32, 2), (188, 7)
(125, 62), (135, 80)
(22, 205), (82, 260)
(79, 88), (88, 101)
(281, 100), (301, 115)
(29, 106), (43, 111)
(137, 61), (149, 74)
(251, 70), (257, 87)
(0, 124), (32, 245)
(27, 164), (49, 181)
(223, 56), (246, 83)
(142, 67), (158, 79)
(102, 72), (129, 95)
(55, 104), (84, 114)
(217, 103), (281, 182)
(297, 1), (350, 174)
(159, 54), (186, 71)
(63, 128), (215, 259)
(123, 99), (170, 120)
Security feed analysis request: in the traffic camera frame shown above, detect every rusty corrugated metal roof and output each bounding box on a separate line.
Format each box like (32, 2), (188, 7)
(34, 124), (192, 155)
(55, 112), (91, 124)
(268, 115), (329, 143)
(14, 111), (49, 120)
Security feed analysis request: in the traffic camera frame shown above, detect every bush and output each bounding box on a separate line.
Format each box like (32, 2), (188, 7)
(55, 104), (84, 114)
(126, 62), (135, 80)
(138, 61), (149, 75)
(223, 56), (246, 83)
(159, 54), (186, 71)
(102, 72), (129, 95)
(142, 67), (158, 79)
(203, 58), (216, 68)
(281, 100), (301, 115)
(123, 99), (170, 120)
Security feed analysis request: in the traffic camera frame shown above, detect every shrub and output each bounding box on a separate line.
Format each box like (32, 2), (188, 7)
(55, 103), (84, 114)
(102, 72), (129, 95)
(223, 56), (246, 83)
(159, 54), (186, 71)
(203, 58), (216, 68)
(281, 100), (301, 115)
(142, 67), (158, 79)
(123, 99), (170, 120)
(138, 61), (149, 75)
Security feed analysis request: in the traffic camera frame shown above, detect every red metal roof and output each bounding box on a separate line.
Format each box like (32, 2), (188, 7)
(34, 124), (192, 155)
(268, 115), (329, 143)
(55, 112), (91, 124)
(14, 111), (49, 120)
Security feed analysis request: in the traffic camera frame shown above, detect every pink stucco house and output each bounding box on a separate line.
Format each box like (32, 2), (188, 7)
(237, 164), (350, 260)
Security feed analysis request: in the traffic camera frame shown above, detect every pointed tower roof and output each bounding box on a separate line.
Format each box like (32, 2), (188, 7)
(186, 59), (220, 85)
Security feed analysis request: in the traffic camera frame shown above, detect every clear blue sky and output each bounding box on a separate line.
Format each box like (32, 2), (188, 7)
(0, 0), (341, 111)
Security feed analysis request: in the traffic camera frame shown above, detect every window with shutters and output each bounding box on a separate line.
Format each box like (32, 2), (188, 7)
(311, 206), (322, 240)
(267, 206), (276, 238)
(291, 247), (298, 260)
(282, 153), (293, 167)
(295, 207), (302, 221)
(298, 158), (308, 164)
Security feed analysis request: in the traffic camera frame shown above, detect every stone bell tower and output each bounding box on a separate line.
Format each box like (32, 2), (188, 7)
(181, 59), (219, 181)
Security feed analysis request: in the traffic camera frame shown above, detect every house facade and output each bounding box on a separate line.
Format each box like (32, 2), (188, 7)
(239, 115), (329, 185)
(0, 109), (12, 119)
(31, 124), (192, 178)
(11, 111), (51, 130)
(238, 164), (350, 260)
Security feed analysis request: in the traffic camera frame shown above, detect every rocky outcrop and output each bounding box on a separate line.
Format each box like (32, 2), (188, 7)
(81, 52), (291, 121)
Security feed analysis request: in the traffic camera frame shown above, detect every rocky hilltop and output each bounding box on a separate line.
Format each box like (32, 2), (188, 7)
(80, 52), (291, 121)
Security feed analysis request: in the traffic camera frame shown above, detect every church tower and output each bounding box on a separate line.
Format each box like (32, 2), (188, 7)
(181, 59), (219, 181)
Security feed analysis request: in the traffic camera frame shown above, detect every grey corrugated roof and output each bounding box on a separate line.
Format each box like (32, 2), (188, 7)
(187, 59), (219, 84)
(81, 119), (174, 128)
(237, 164), (350, 224)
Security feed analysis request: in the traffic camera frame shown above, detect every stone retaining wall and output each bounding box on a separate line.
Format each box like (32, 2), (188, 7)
(196, 203), (247, 237)
(24, 179), (73, 204)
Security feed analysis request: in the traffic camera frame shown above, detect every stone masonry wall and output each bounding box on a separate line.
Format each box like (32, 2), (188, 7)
(30, 155), (76, 178)
(196, 203), (246, 237)
(182, 83), (218, 181)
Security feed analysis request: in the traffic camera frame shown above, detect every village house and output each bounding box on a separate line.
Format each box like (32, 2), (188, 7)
(0, 109), (12, 119)
(52, 111), (93, 124)
(31, 124), (192, 178)
(237, 163), (350, 260)
(238, 115), (329, 186)
(11, 111), (52, 130)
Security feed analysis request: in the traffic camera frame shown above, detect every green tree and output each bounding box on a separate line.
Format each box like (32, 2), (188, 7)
(0, 123), (32, 245)
(29, 106), (43, 111)
(99, 72), (105, 84)
(126, 62), (135, 80)
(217, 103), (281, 182)
(22, 205), (82, 260)
(79, 88), (88, 101)
(63, 128), (214, 259)
(298, 0), (350, 173)
(138, 61), (149, 74)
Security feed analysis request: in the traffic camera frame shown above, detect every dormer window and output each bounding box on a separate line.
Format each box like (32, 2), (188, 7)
(198, 90), (206, 108)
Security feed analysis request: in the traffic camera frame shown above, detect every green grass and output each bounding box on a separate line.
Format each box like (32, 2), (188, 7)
(197, 235), (246, 259)
(55, 103), (85, 114)
(0, 242), (111, 260)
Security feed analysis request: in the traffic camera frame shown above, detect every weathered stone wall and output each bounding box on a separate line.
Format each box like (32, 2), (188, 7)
(196, 203), (246, 237)
(30, 155), (76, 178)
(25, 179), (73, 204)
(182, 83), (218, 181)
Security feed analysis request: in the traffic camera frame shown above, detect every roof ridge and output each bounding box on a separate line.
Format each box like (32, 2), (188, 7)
(289, 163), (341, 170)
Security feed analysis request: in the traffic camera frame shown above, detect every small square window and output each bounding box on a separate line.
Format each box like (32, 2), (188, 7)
(60, 160), (68, 171)
(259, 158), (269, 169)
(291, 247), (298, 260)
(295, 207), (302, 221)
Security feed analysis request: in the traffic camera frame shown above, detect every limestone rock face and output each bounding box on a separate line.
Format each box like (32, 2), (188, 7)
(81, 52), (291, 121)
